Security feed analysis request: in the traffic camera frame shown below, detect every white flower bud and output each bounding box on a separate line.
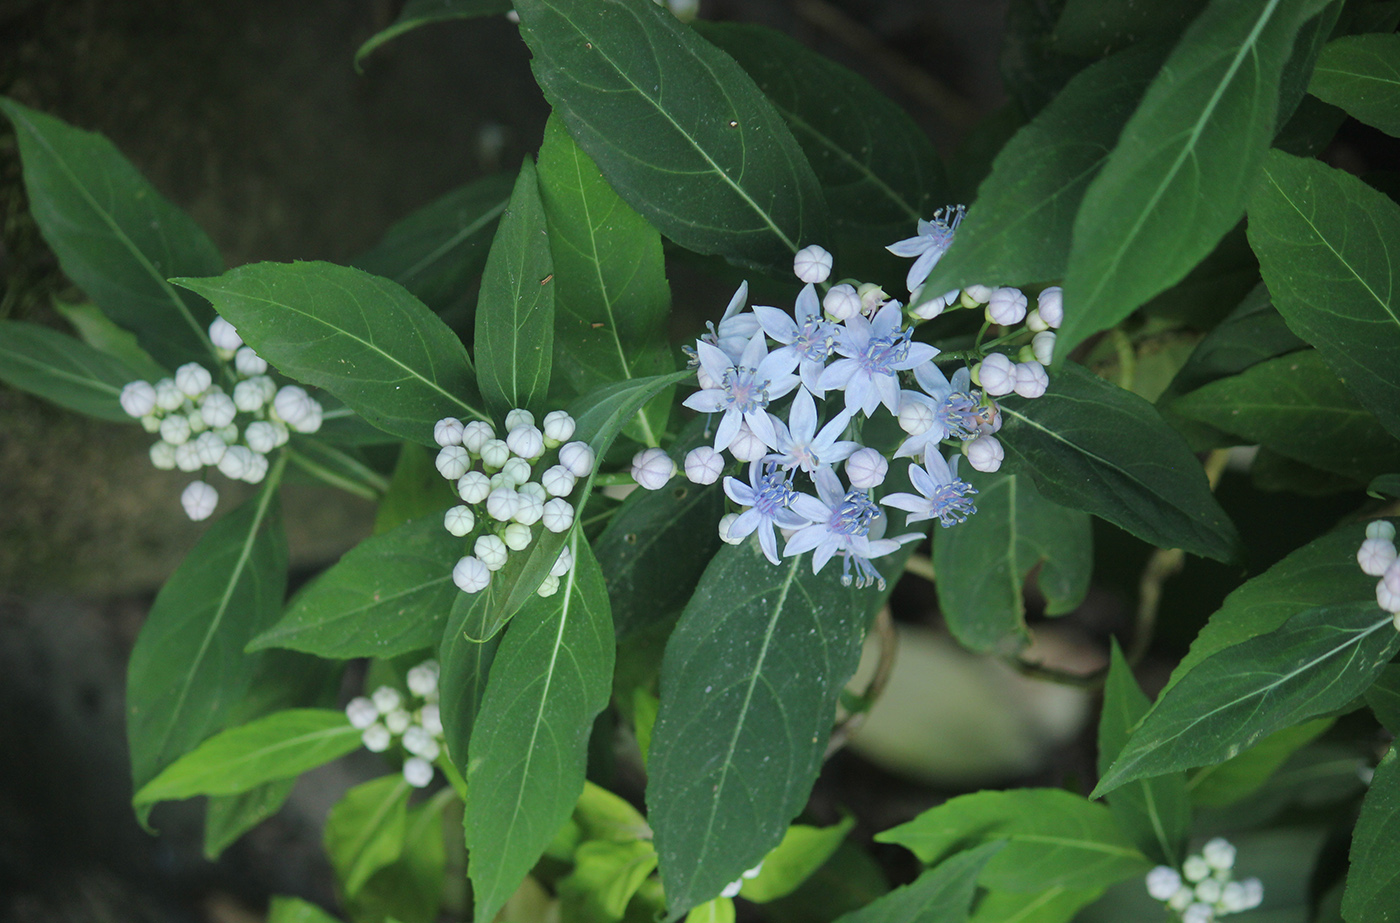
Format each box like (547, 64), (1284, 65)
(273, 385), (314, 426)
(631, 448), (676, 490)
(159, 414), (191, 446)
(141, 414), (162, 433)
(475, 534), (509, 569)
(541, 465), (577, 497)
(910, 289), (958, 321)
(962, 284), (993, 305)
(1194, 879), (1222, 904)
(506, 424), (545, 460)
(1367, 520), (1396, 542)
(552, 546), (574, 578)
(729, 424), (767, 462)
(232, 378), (265, 412)
(434, 417), (465, 447)
(243, 451), (269, 484)
(518, 481), (547, 503)
(503, 522), (533, 551)
(1182, 856), (1210, 883)
(120, 381), (157, 418)
(362, 724), (392, 752)
(505, 408), (535, 430)
(234, 346), (268, 377)
(1146, 867), (1182, 901)
(1026, 308), (1050, 333)
(218, 445), (255, 481)
(1169, 886), (1194, 911)
(542, 410), (575, 444)
(435, 445), (471, 480)
(1226, 879), (1263, 912)
(486, 487), (521, 522)
(453, 556), (491, 593)
(846, 447), (888, 488)
(823, 283), (861, 321)
(174, 441), (202, 472)
(977, 353), (1017, 397)
(501, 456), (532, 488)
(149, 441), (177, 470)
(403, 756), (434, 788)
(1378, 559), (1400, 613)
(181, 480), (219, 521)
(986, 287), (1028, 326)
(175, 362), (213, 398)
(461, 420), (495, 453)
(719, 512), (744, 544)
(1037, 286), (1064, 328)
(537, 573), (561, 597)
(558, 441), (596, 478)
(458, 471), (491, 504)
(1181, 903), (1213, 923)
(385, 708), (411, 735)
(966, 434), (1004, 473)
(240, 420), (275, 454)
(288, 398), (323, 434)
(514, 491), (544, 526)
(898, 397), (934, 435)
(444, 505), (476, 537)
(542, 498), (575, 533)
(198, 391), (235, 429)
(1032, 331), (1057, 366)
(402, 725), (440, 760)
(193, 432), (227, 467)
(684, 446), (724, 485)
(209, 316), (243, 351)
(479, 438), (510, 471)
(1013, 361), (1049, 399)
(1356, 537), (1391, 576)
(793, 244), (833, 284)
(154, 378), (184, 411)
(420, 703), (443, 736)
(345, 696), (378, 729)
(371, 686), (401, 714)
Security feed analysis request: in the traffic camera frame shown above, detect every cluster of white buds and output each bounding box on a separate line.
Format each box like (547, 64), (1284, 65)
(1145, 839), (1263, 922)
(345, 659), (445, 788)
(434, 408), (587, 597)
(1357, 520), (1400, 626)
(118, 315), (322, 521)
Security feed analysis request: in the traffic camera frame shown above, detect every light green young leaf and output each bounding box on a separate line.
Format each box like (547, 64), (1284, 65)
(967, 886), (1104, 923)
(0, 320), (147, 422)
(1308, 33), (1400, 137)
(324, 775), (412, 898)
(355, 0), (512, 67)
(267, 896), (344, 923)
(832, 842), (1004, 923)
(558, 840), (659, 923)
(1342, 746), (1400, 921)
(346, 793), (450, 923)
(740, 816), (855, 903)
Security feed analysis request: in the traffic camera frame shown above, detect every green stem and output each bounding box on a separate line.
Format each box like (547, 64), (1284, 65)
(591, 471), (639, 488)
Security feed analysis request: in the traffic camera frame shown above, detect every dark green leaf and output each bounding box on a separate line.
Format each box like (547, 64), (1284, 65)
(1162, 283), (1306, 397)
(126, 474), (287, 820)
(1247, 149), (1400, 439)
(52, 299), (167, 381)
(878, 789), (1147, 893)
(968, 886), (1103, 923)
(324, 775), (412, 898)
(1000, 0), (1091, 118)
(1059, 0), (1323, 359)
(267, 896), (343, 923)
(536, 114), (672, 443)
(437, 607), (499, 778)
(1186, 717), (1332, 806)
(831, 842), (1003, 923)
(466, 531), (615, 923)
(1308, 33), (1400, 137)
(1095, 604), (1400, 797)
(0, 320), (146, 422)
(249, 515), (460, 659)
(998, 363), (1241, 562)
(740, 817), (855, 903)
(0, 97), (221, 369)
(355, 0), (512, 67)
(514, 0), (829, 273)
(475, 158), (554, 417)
(373, 443), (457, 535)
(204, 778), (297, 860)
(172, 261), (488, 444)
(1366, 663), (1400, 734)
(1342, 746), (1400, 922)
(933, 468), (1092, 654)
(1372, 476), (1400, 500)
(1052, 0), (1206, 57)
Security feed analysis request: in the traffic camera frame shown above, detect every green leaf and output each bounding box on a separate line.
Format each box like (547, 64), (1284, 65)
(1186, 717), (1332, 806)
(0, 97), (221, 369)
(1247, 149), (1400, 439)
(831, 842), (1004, 923)
(932, 468), (1092, 654)
(324, 775), (412, 898)
(646, 540), (902, 918)
(536, 114), (672, 445)
(204, 778), (297, 860)
(1059, 0), (1323, 359)
(134, 709), (360, 807)
(1162, 283), (1306, 397)
(249, 515), (461, 659)
(355, 0), (512, 68)
(1366, 663), (1400, 734)
(1098, 644), (1191, 866)
(347, 793), (450, 923)
(1095, 604), (1400, 797)
(1308, 33), (1400, 137)
(437, 609), (499, 778)
(558, 840), (659, 923)
(1052, 0), (1207, 57)
(126, 470), (287, 820)
(573, 780), (652, 842)
(740, 817), (855, 903)
(514, 0), (828, 273)
(53, 299), (167, 381)
(923, 43), (1167, 297)
(967, 886), (1104, 923)
(354, 174), (515, 317)
(0, 320), (146, 422)
(1171, 350), (1400, 481)
(1372, 476), (1400, 500)
(373, 443), (456, 535)
(686, 898), (735, 923)
(466, 530), (615, 923)
(1343, 745), (1400, 922)
(997, 363), (1241, 562)
(172, 261), (488, 443)
(475, 157), (555, 417)
(267, 896), (344, 923)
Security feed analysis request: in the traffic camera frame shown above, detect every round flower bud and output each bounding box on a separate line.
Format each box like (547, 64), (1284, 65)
(976, 353), (1017, 397)
(631, 448), (676, 490)
(793, 244), (833, 284)
(175, 362), (213, 399)
(1037, 286), (1064, 328)
(273, 385), (314, 426)
(385, 708), (411, 735)
(402, 725), (440, 760)
(1013, 361), (1050, 399)
(1032, 331), (1057, 366)
(518, 481), (546, 503)
(154, 378), (185, 411)
(1026, 308), (1050, 333)
(696, 363), (720, 391)
(434, 417), (465, 447)
(1360, 537), (1398, 576)
(185, 407), (208, 435)
(240, 420), (275, 454)
(1230, 879), (1263, 912)
(408, 660), (440, 698)
(506, 424), (545, 461)
(209, 316), (243, 351)
(197, 391), (235, 429)
(120, 381), (157, 418)
(444, 505), (476, 537)
(486, 487), (521, 522)
(542, 498), (576, 533)
(966, 434), (1004, 473)
(475, 534), (509, 570)
(181, 480), (219, 521)
(898, 396), (934, 436)
(461, 420), (495, 454)
(174, 442), (202, 472)
(537, 573), (561, 597)
(551, 546), (574, 578)
(193, 432), (227, 467)
(541, 465), (577, 497)
(823, 283), (861, 321)
(435, 445), (471, 480)
(234, 346), (268, 377)
(542, 410), (575, 444)
(1194, 879), (1222, 904)
(962, 284), (993, 305)
(149, 441), (177, 470)
(505, 408), (535, 430)
(288, 399), (323, 434)
(1182, 856), (1210, 883)
(458, 471), (491, 505)
(362, 724), (392, 753)
(345, 696), (378, 729)
(453, 556), (491, 593)
(141, 414), (162, 433)
(558, 441), (596, 478)
(1146, 867), (1182, 901)
(501, 456), (532, 488)
(218, 445), (255, 481)
(718, 512), (744, 544)
(160, 414), (192, 446)
(243, 451), (269, 484)
(910, 289), (958, 321)
(371, 686), (401, 714)
(217, 423), (239, 444)
(846, 447), (889, 489)
(232, 378), (266, 412)
(502, 522), (533, 551)
(513, 492), (544, 526)
(402, 756), (434, 788)
(479, 438), (510, 471)
(729, 424), (768, 462)
(420, 703), (443, 737)
(684, 446), (724, 485)
(1377, 559), (1400, 614)
(1168, 887), (1193, 912)
(1367, 520), (1396, 542)
(1181, 903), (1212, 923)
(986, 287), (1028, 326)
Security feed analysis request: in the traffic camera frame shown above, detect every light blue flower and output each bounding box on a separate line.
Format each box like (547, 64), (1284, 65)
(754, 284), (839, 396)
(894, 366), (987, 458)
(819, 301), (939, 416)
(881, 452), (978, 528)
(684, 330), (800, 453)
(723, 461), (827, 565)
(886, 205), (966, 293)
(783, 467), (919, 588)
(767, 388), (859, 474)
(684, 281), (759, 368)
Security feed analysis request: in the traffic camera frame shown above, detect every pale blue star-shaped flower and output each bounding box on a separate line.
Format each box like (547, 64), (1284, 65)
(684, 330), (799, 453)
(894, 366), (985, 458)
(754, 283), (839, 396)
(881, 451), (978, 528)
(783, 467), (919, 588)
(723, 460), (827, 565)
(819, 301), (939, 416)
(886, 205), (966, 293)
(703, 281), (760, 364)
(767, 388), (859, 474)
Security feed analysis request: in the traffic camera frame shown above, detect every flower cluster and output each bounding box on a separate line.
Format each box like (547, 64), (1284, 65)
(1357, 520), (1400, 625)
(346, 659), (445, 788)
(433, 408), (587, 597)
(1145, 838), (1263, 922)
(651, 211), (1055, 588)
(118, 316), (322, 521)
